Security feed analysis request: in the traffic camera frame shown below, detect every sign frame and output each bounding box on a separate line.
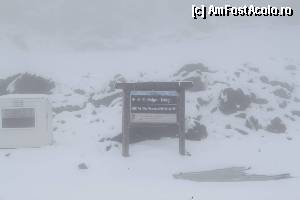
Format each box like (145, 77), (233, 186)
(116, 82), (193, 157)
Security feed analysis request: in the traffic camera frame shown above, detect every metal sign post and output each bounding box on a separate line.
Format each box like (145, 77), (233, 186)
(116, 82), (193, 157)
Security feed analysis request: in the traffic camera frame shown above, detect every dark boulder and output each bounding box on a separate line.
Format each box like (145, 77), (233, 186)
(260, 76), (269, 83)
(291, 110), (300, 117)
(174, 63), (215, 77)
(285, 114), (295, 122)
(107, 74), (126, 93)
(234, 128), (249, 135)
(260, 76), (293, 92)
(78, 163), (88, 170)
(173, 63), (216, 92)
(266, 117), (286, 133)
(183, 76), (206, 92)
(74, 89), (86, 95)
(251, 93), (268, 105)
(245, 116), (262, 131)
(186, 122), (208, 141)
(11, 73), (55, 94)
(89, 92), (122, 107)
(112, 122), (208, 144)
(225, 124), (232, 129)
(269, 81), (293, 92)
(247, 67), (260, 73)
(294, 97), (300, 103)
(279, 101), (288, 109)
(0, 73), (55, 95)
(0, 74), (20, 95)
(197, 97), (211, 106)
(235, 113), (247, 119)
(273, 88), (291, 99)
(89, 74), (125, 107)
(218, 88), (251, 114)
(53, 104), (85, 114)
(285, 65), (297, 71)
(210, 107), (218, 113)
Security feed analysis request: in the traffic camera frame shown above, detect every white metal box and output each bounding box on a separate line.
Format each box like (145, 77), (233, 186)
(0, 94), (52, 148)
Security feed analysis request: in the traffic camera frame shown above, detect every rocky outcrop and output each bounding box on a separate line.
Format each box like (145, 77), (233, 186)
(173, 63), (216, 92)
(245, 116), (262, 131)
(235, 128), (249, 135)
(89, 92), (122, 107)
(266, 117), (287, 133)
(0, 74), (20, 95)
(273, 88), (291, 99)
(89, 74), (126, 107)
(174, 63), (215, 77)
(53, 104), (86, 114)
(218, 88), (251, 114)
(260, 76), (293, 92)
(186, 122), (208, 141)
(0, 73), (55, 95)
(285, 65), (297, 71)
(291, 110), (300, 117)
(250, 94), (268, 105)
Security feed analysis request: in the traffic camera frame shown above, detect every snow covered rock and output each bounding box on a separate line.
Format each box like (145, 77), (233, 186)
(260, 75), (294, 92)
(182, 76), (205, 92)
(53, 104), (86, 114)
(250, 93), (268, 105)
(234, 128), (249, 135)
(78, 163), (88, 170)
(173, 63), (215, 92)
(235, 113), (247, 119)
(174, 63), (214, 77)
(285, 65), (298, 71)
(265, 117), (287, 134)
(273, 88), (291, 99)
(8, 73), (55, 94)
(186, 121), (208, 141)
(291, 110), (300, 117)
(90, 92), (122, 107)
(0, 74), (20, 95)
(245, 116), (262, 131)
(218, 88), (251, 115)
(0, 73), (55, 95)
(89, 74), (125, 107)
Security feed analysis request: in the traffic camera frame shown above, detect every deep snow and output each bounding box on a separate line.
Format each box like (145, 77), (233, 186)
(0, 24), (300, 200)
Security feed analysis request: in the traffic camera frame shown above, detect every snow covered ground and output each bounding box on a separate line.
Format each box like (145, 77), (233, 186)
(0, 24), (300, 200)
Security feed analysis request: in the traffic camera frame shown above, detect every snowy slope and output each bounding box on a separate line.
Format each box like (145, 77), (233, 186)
(0, 25), (300, 200)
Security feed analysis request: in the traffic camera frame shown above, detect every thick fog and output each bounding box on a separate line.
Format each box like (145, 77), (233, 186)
(0, 0), (299, 80)
(0, 0), (299, 43)
(1, 2), (300, 199)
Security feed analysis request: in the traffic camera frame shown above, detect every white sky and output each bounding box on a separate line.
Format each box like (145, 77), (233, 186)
(0, 0), (299, 38)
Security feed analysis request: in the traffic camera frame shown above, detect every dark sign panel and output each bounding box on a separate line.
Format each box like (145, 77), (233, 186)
(1, 108), (35, 128)
(130, 91), (178, 124)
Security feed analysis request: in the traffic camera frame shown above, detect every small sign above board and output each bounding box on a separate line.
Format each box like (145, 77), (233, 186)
(130, 91), (178, 124)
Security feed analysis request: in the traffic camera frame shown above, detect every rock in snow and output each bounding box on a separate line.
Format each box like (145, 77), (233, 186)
(273, 88), (291, 99)
(218, 88), (251, 115)
(266, 117), (287, 134)
(245, 116), (262, 131)
(0, 73), (55, 95)
(78, 163), (88, 170)
(186, 122), (208, 141)
(0, 59), (298, 145)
